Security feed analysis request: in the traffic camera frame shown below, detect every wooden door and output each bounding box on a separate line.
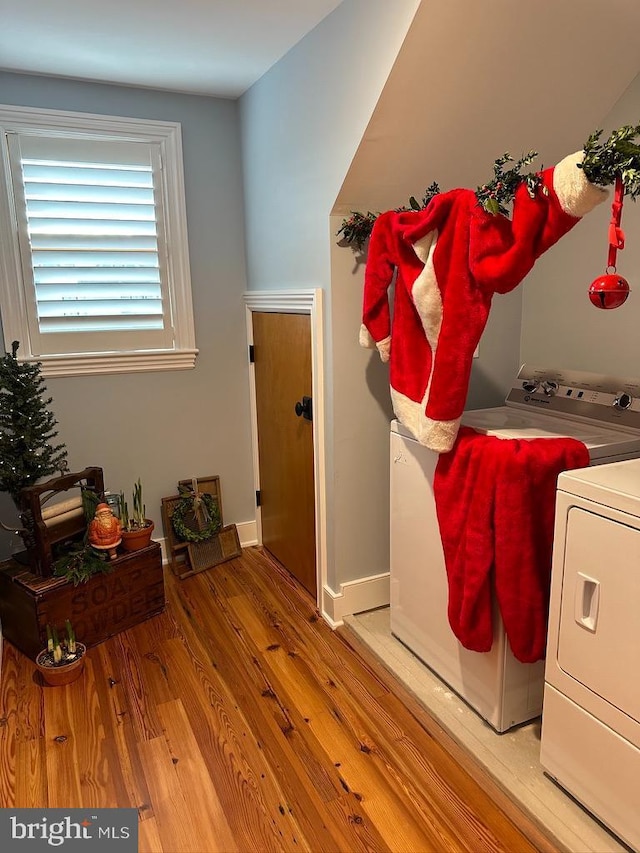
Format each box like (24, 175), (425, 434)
(252, 311), (316, 598)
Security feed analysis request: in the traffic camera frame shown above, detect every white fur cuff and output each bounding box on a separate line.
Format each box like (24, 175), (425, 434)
(359, 323), (376, 349)
(416, 416), (461, 454)
(554, 151), (609, 218)
(391, 388), (461, 452)
(376, 336), (391, 363)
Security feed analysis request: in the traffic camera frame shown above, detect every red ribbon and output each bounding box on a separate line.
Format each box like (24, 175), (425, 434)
(607, 173), (625, 272)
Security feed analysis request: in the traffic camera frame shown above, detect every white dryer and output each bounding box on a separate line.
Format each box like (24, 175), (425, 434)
(541, 459), (640, 852)
(390, 364), (640, 732)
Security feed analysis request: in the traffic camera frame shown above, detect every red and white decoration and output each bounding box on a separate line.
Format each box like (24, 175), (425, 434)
(360, 151), (608, 453)
(588, 173), (631, 309)
(434, 427), (589, 662)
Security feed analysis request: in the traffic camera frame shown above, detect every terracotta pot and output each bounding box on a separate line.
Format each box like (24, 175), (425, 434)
(35, 643), (86, 687)
(120, 520), (155, 552)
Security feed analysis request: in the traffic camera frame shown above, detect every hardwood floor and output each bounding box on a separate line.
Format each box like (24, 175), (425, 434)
(0, 547), (558, 852)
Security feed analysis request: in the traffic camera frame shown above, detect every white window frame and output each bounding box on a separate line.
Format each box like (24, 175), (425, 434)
(0, 104), (198, 377)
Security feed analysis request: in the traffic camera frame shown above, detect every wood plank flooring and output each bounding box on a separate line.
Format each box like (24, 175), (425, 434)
(0, 546), (558, 852)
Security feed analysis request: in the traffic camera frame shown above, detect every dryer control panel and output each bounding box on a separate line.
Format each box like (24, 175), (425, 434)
(506, 365), (640, 432)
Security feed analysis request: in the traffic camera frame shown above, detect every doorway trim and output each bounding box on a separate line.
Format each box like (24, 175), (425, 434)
(244, 289), (327, 611)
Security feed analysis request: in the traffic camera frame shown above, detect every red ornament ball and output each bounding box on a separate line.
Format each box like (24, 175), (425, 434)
(588, 273), (630, 309)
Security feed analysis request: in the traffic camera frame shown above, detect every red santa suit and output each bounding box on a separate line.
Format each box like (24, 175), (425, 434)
(359, 152), (608, 452)
(434, 427), (589, 662)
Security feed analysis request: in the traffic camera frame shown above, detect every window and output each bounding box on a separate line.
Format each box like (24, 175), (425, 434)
(0, 105), (197, 376)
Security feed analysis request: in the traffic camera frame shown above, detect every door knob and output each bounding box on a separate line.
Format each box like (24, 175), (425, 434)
(294, 396), (313, 421)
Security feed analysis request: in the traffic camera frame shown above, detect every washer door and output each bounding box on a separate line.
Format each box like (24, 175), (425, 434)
(557, 506), (640, 724)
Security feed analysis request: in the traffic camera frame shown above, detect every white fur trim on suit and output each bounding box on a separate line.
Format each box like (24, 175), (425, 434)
(359, 323), (376, 349)
(386, 227), (458, 452)
(411, 230), (442, 349)
(391, 388), (461, 453)
(376, 336), (391, 363)
(359, 325), (391, 362)
(553, 151), (609, 219)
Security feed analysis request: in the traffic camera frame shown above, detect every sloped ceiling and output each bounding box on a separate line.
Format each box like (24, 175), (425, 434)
(336, 0), (640, 212)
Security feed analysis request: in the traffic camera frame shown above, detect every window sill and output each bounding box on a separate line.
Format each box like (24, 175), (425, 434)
(32, 349), (199, 378)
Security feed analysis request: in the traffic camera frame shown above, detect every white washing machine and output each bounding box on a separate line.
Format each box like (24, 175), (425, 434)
(390, 364), (640, 732)
(540, 460), (640, 852)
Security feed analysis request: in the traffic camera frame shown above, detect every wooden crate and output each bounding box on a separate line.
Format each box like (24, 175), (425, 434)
(0, 542), (165, 661)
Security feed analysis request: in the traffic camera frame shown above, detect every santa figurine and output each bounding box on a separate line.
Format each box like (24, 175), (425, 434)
(88, 502), (122, 559)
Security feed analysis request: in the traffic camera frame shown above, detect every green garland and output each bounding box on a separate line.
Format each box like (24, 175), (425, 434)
(336, 211), (378, 252)
(53, 541), (112, 586)
(579, 124), (640, 197)
(336, 122), (640, 251)
(172, 492), (221, 543)
(475, 151), (543, 216)
(336, 182), (442, 252)
(336, 152), (542, 249)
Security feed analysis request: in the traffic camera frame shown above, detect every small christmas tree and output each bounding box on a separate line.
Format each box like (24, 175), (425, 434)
(0, 341), (68, 505)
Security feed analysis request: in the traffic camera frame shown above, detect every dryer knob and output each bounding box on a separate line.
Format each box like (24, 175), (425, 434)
(541, 380), (559, 397)
(613, 392), (633, 410)
(522, 379), (539, 393)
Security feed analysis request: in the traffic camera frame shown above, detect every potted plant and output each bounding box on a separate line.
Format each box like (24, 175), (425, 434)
(119, 479), (154, 552)
(35, 620), (86, 686)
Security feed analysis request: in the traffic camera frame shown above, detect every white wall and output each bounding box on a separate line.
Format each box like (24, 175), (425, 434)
(326, 0), (640, 593)
(338, 0), (640, 211)
(521, 72), (640, 379)
(239, 0), (420, 592)
(239, 0), (420, 293)
(337, 0), (640, 407)
(329, 215), (394, 588)
(239, 0), (640, 601)
(0, 71), (254, 559)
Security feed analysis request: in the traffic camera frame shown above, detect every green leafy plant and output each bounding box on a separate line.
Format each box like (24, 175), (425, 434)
(81, 486), (101, 523)
(132, 478), (145, 528)
(336, 211), (378, 251)
(53, 539), (112, 586)
(336, 181), (440, 252)
(336, 121), (640, 254)
(336, 184), (442, 251)
(119, 478), (150, 531)
(401, 182), (442, 213)
(42, 620), (83, 666)
(580, 124), (640, 198)
(52, 488), (112, 585)
(172, 491), (221, 543)
(475, 151), (544, 215)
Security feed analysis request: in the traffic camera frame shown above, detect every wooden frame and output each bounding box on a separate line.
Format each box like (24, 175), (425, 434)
(243, 289), (327, 615)
(178, 475), (223, 519)
(161, 475), (240, 579)
(18, 466), (104, 577)
(161, 494), (190, 577)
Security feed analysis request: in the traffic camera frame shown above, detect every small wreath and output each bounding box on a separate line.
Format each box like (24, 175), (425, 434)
(171, 493), (222, 543)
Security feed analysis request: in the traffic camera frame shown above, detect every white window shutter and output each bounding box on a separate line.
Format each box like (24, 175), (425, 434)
(6, 133), (172, 352)
(0, 105), (197, 376)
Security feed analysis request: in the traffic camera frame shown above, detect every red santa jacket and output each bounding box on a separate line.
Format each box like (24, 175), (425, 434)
(359, 152), (608, 452)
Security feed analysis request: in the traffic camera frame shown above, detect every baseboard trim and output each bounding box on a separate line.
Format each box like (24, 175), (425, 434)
(236, 520), (258, 547)
(322, 571), (390, 627)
